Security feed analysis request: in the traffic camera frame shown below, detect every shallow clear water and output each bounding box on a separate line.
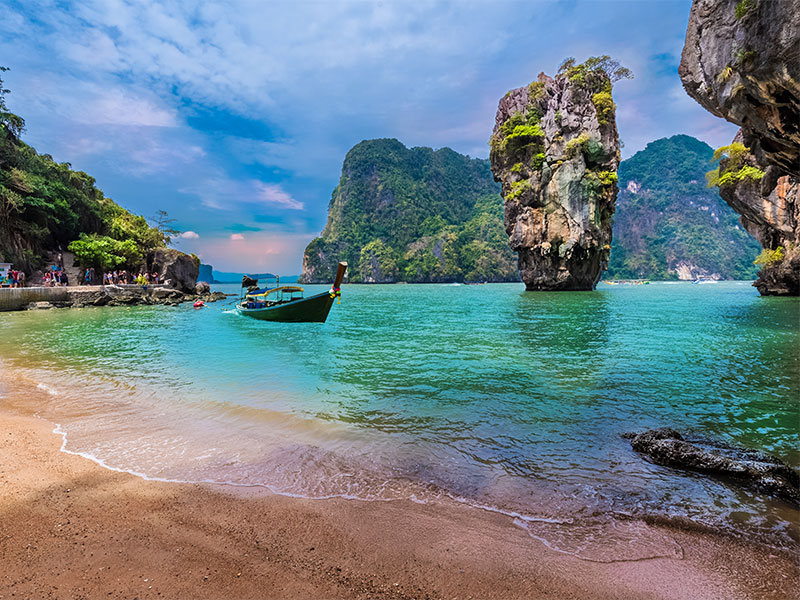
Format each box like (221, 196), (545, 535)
(1, 282), (797, 560)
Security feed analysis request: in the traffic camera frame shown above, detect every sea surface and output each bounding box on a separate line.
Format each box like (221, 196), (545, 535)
(1, 281), (797, 561)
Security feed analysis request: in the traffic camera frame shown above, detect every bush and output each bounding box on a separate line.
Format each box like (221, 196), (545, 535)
(592, 91), (615, 125)
(506, 180), (531, 201)
(754, 246), (784, 266)
(735, 0), (756, 19)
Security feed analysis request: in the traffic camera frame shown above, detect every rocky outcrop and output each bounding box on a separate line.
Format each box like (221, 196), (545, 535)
(679, 0), (800, 295)
(679, 0), (799, 176)
(490, 63), (622, 290)
(27, 286), (229, 310)
(300, 139), (517, 284)
(624, 428), (799, 505)
(715, 132), (800, 294)
(148, 249), (199, 293)
(198, 263), (214, 283)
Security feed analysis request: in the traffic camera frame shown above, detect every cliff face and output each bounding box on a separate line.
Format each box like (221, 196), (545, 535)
(490, 67), (621, 290)
(300, 139), (518, 284)
(679, 0), (800, 295)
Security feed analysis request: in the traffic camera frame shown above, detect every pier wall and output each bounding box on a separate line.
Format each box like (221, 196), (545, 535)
(0, 285), (173, 312)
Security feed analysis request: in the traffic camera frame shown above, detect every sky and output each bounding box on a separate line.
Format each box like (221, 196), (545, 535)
(0, 0), (738, 274)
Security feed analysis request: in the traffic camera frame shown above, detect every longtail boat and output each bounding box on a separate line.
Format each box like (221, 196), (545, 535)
(236, 262), (347, 323)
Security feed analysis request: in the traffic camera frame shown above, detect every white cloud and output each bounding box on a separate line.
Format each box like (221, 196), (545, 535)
(230, 233), (245, 241)
(255, 182), (304, 210)
(180, 230), (199, 239)
(78, 88), (178, 127)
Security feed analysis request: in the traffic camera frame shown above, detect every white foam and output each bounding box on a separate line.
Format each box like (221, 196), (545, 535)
(37, 383), (59, 396)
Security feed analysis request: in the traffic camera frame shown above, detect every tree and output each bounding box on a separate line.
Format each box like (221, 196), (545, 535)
(557, 55), (634, 85)
(68, 234), (141, 271)
(0, 67), (25, 139)
(148, 209), (181, 245)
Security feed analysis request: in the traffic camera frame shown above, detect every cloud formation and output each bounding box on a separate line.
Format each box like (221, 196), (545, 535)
(0, 0), (739, 274)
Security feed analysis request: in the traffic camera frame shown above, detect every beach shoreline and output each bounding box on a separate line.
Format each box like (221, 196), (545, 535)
(1, 399), (798, 600)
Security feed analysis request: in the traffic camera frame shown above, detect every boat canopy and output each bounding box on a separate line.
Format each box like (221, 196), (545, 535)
(246, 285), (304, 299)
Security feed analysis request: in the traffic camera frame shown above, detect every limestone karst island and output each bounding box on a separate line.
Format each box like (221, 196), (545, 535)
(1, 1), (797, 598)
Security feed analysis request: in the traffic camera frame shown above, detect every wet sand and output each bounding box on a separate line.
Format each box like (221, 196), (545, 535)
(0, 404), (797, 599)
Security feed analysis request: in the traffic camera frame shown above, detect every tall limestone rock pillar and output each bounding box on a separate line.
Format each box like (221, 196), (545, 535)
(679, 0), (800, 295)
(490, 58), (625, 290)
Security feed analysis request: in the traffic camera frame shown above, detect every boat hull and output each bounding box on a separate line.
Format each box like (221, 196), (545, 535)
(237, 291), (336, 323)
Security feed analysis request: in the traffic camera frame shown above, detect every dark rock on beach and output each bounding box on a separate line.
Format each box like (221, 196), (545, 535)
(624, 428), (800, 505)
(149, 248), (200, 293)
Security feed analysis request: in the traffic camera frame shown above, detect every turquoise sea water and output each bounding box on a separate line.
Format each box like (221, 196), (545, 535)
(1, 282), (797, 560)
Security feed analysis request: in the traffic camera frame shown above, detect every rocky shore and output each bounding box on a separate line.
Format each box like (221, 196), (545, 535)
(624, 428), (800, 505)
(2, 282), (229, 312)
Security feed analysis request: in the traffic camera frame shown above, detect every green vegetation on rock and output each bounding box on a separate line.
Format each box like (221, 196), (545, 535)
(301, 139), (518, 283)
(607, 135), (761, 280)
(705, 142), (765, 188)
(0, 70), (168, 272)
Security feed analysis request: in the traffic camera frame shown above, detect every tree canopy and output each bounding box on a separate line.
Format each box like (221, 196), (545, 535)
(0, 70), (168, 272)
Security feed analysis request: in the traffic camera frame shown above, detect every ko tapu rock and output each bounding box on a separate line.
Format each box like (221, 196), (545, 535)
(490, 57), (629, 291)
(679, 0), (800, 295)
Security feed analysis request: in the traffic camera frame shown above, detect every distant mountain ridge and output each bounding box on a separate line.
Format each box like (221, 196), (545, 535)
(608, 135), (760, 280)
(300, 138), (517, 283)
(299, 135), (759, 284)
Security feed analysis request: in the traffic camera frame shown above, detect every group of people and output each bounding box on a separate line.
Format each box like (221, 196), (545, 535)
(42, 265), (67, 287)
(0, 265), (163, 288)
(0, 269), (25, 287)
(101, 270), (161, 286)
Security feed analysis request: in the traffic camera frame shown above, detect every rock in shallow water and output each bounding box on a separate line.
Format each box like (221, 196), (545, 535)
(623, 428), (800, 505)
(490, 68), (620, 290)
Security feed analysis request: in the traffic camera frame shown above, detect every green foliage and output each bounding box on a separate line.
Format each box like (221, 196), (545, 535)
(0, 67), (25, 139)
(706, 143), (765, 188)
(528, 81), (546, 102)
(608, 135), (761, 281)
(564, 133), (596, 159)
(510, 162), (524, 174)
(717, 66), (734, 83)
(301, 139), (517, 283)
(734, 48), (757, 65)
(718, 165), (765, 185)
(754, 246), (784, 266)
(735, 0), (756, 19)
(591, 91), (615, 125)
(506, 180), (531, 201)
(596, 171), (618, 185)
(0, 75), (167, 272)
(358, 239), (399, 281)
(68, 234), (141, 271)
(557, 55), (633, 92)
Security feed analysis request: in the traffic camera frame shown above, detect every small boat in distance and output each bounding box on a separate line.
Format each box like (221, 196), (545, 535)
(236, 262), (347, 323)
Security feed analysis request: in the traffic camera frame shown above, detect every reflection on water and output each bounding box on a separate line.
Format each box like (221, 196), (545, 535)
(0, 281), (797, 559)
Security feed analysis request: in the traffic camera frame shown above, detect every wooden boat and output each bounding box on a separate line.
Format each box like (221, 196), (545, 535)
(236, 262), (347, 323)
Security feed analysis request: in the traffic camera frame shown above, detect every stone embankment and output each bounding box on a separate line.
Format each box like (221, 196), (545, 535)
(0, 283), (229, 312)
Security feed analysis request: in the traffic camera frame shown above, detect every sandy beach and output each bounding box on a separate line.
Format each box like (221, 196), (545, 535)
(0, 399), (796, 600)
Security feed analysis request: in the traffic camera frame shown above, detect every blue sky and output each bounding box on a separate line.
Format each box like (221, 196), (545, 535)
(0, 0), (737, 274)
